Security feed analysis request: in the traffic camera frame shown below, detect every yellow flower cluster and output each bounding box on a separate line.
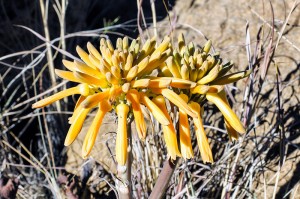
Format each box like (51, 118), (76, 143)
(156, 34), (251, 162)
(32, 34), (250, 165)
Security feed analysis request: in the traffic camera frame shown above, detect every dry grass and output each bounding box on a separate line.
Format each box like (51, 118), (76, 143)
(0, 0), (299, 198)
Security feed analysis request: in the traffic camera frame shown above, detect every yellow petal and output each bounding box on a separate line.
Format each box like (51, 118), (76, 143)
(126, 65), (139, 82)
(189, 102), (214, 163)
(124, 53), (134, 72)
(210, 69), (252, 85)
(190, 68), (198, 82)
(136, 37), (156, 63)
(126, 89), (146, 140)
(203, 40), (212, 54)
(197, 61), (209, 80)
(150, 77), (196, 89)
(139, 93), (169, 126)
(100, 46), (112, 65)
(76, 46), (97, 69)
(179, 94), (194, 159)
(170, 78), (196, 89)
(206, 92), (245, 134)
(64, 107), (90, 146)
(106, 39), (114, 52)
(99, 60), (110, 75)
(225, 119), (239, 141)
(130, 79), (150, 88)
(115, 103), (129, 165)
(122, 83), (131, 93)
(108, 85), (122, 102)
(62, 60), (76, 71)
(81, 89), (110, 108)
(82, 100), (112, 158)
(152, 88), (197, 118)
(55, 69), (81, 83)
(74, 71), (109, 88)
(178, 33), (186, 54)
(111, 66), (121, 80)
(87, 42), (102, 60)
(148, 78), (171, 88)
(152, 95), (181, 160)
(122, 36), (129, 50)
(191, 85), (223, 94)
(88, 53), (100, 66)
(138, 49), (171, 76)
(111, 52), (120, 68)
(166, 56), (181, 78)
(137, 56), (150, 74)
(180, 64), (189, 80)
(191, 85), (210, 94)
(74, 60), (103, 78)
(152, 36), (170, 55)
(158, 65), (173, 77)
(32, 84), (90, 108)
(197, 64), (220, 85)
(69, 95), (86, 124)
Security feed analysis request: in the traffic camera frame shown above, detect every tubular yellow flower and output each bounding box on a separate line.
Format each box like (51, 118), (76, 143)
(225, 119), (239, 141)
(178, 94), (194, 159)
(32, 36), (173, 162)
(189, 101), (214, 163)
(74, 60), (103, 78)
(64, 106), (90, 146)
(206, 92), (245, 134)
(149, 77), (196, 89)
(55, 69), (81, 83)
(81, 89), (110, 109)
(126, 89), (147, 140)
(82, 100), (112, 158)
(152, 88), (197, 118)
(218, 90), (242, 140)
(211, 69), (252, 85)
(74, 71), (109, 88)
(152, 95), (181, 160)
(140, 93), (170, 126)
(32, 84), (90, 108)
(115, 103), (130, 166)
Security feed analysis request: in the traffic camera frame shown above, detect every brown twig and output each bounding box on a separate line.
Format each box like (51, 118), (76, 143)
(149, 157), (179, 199)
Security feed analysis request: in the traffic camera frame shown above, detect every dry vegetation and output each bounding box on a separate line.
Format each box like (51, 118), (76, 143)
(0, 0), (299, 198)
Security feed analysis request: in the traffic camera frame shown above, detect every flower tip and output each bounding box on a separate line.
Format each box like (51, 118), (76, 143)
(81, 149), (90, 159)
(64, 138), (72, 146)
(32, 103), (39, 109)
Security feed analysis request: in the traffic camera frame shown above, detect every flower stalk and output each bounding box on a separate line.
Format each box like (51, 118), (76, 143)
(149, 158), (179, 199)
